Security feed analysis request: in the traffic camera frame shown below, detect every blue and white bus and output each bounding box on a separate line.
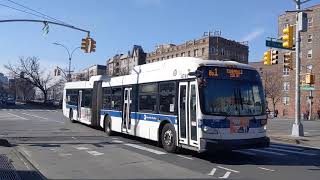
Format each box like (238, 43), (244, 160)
(63, 57), (269, 153)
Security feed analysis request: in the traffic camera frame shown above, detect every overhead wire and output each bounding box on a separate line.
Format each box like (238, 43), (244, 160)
(5, 0), (70, 25)
(0, 3), (51, 20)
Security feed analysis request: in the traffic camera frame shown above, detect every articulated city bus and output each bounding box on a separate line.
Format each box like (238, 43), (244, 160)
(63, 57), (270, 153)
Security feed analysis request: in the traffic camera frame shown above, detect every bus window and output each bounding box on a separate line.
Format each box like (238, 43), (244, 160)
(159, 82), (176, 114)
(103, 87), (112, 109)
(111, 87), (122, 110)
(66, 89), (78, 106)
(139, 83), (158, 113)
(82, 89), (92, 108)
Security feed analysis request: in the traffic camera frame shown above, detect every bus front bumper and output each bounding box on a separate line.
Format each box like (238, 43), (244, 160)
(200, 137), (270, 152)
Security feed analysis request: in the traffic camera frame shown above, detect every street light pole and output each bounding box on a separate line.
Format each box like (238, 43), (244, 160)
(53, 43), (80, 82)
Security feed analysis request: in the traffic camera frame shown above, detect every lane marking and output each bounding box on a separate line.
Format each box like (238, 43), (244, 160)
(112, 140), (124, 143)
(208, 168), (217, 176)
(217, 166), (239, 173)
(75, 146), (89, 150)
(71, 137), (76, 139)
(177, 155), (193, 160)
(59, 153), (72, 157)
(87, 151), (104, 156)
(21, 112), (48, 120)
(124, 143), (166, 155)
(112, 137), (119, 139)
(258, 167), (275, 172)
(219, 171), (231, 179)
(270, 144), (304, 151)
(248, 149), (286, 156)
(21, 112), (64, 123)
(7, 113), (28, 120)
(233, 150), (256, 156)
(267, 147), (317, 156)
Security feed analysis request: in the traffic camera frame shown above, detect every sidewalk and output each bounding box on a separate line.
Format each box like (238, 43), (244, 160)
(268, 118), (320, 149)
(0, 139), (45, 180)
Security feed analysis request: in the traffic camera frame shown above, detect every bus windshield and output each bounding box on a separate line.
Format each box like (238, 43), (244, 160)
(198, 67), (265, 116)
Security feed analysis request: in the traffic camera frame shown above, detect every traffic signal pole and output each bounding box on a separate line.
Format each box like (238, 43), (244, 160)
(292, 0), (306, 137)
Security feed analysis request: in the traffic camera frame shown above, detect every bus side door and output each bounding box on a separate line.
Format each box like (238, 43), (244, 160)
(178, 81), (199, 147)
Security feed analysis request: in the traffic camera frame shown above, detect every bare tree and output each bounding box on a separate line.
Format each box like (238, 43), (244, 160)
(5, 57), (56, 103)
(263, 71), (283, 112)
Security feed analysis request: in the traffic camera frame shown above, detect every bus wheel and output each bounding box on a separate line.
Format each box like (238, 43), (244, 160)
(104, 116), (113, 136)
(161, 123), (177, 153)
(69, 109), (75, 123)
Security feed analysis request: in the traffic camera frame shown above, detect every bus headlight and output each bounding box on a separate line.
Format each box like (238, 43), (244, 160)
(261, 119), (267, 126)
(202, 126), (219, 134)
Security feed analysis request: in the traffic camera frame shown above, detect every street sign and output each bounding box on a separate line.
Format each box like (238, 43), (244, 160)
(302, 85), (315, 91)
(266, 40), (292, 50)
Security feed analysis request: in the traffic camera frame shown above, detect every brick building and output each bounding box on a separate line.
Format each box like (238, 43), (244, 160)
(72, 64), (106, 81)
(251, 4), (320, 119)
(106, 45), (146, 76)
(146, 33), (249, 64)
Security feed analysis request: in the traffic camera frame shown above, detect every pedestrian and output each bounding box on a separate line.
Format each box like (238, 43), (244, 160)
(317, 109), (320, 120)
(274, 109), (278, 118)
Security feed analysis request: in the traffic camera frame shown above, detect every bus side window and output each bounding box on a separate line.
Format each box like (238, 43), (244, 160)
(159, 82), (176, 114)
(111, 87), (122, 111)
(138, 83), (158, 113)
(103, 87), (112, 109)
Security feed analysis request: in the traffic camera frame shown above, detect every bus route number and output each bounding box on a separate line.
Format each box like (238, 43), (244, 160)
(208, 68), (218, 77)
(227, 69), (242, 78)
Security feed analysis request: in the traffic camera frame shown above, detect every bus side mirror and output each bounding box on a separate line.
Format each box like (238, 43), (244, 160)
(188, 70), (202, 78)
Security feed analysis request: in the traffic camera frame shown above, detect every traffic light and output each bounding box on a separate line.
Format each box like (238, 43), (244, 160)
(263, 50), (271, 65)
(81, 38), (89, 53)
(283, 52), (293, 70)
(282, 25), (293, 48)
(271, 50), (279, 64)
(305, 73), (315, 85)
(89, 38), (96, 53)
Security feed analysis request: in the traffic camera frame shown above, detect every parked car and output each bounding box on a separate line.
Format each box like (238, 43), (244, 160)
(5, 97), (15, 105)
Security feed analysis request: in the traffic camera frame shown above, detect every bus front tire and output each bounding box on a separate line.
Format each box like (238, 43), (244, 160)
(104, 116), (113, 136)
(69, 110), (75, 123)
(161, 123), (177, 153)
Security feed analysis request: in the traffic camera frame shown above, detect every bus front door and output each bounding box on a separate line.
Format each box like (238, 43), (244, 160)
(122, 88), (132, 133)
(77, 90), (82, 120)
(178, 82), (199, 148)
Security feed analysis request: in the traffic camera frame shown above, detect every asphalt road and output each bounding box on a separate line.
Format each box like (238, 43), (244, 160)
(1, 104), (320, 180)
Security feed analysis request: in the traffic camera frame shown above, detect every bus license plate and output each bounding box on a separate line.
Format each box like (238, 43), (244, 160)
(230, 119), (249, 133)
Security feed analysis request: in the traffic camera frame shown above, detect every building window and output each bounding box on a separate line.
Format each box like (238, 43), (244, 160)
(308, 17), (313, 27)
(181, 52), (185, 57)
(194, 49), (198, 57)
(176, 54), (179, 57)
(202, 47), (205, 55)
(306, 64), (312, 72)
(187, 51), (191, 57)
(283, 96), (290, 105)
(171, 55), (174, 58)
(307, 34), (312, 43)
(307, 49), (312, 59)
(161, 57), (165, 60)
(283, 82), (290, 92)
(167, 56), (170, 59)
(283, 67), (290, 76)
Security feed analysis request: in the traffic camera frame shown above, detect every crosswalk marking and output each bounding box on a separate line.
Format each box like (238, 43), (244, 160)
(124, 143), (167, 155)
(248, 149), (286, 156)
(7, 113), (28, 120)
(270, 144), (304, 151)
(219, 171), (231, 179)
(75, 146), (89, 150)
(266, 147), (317, 156)
(87, 151), (104, 156)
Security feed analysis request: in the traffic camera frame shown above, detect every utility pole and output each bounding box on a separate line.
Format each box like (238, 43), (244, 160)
(291, 0), (311, 137)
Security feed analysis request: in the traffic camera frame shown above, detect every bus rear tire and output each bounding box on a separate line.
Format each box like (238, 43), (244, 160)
(69, 109), (75, 123)
(104, 116), (113, 136)
(161, 123), (177, 153)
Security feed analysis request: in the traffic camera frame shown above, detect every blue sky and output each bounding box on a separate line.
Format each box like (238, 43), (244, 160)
(0, 0), (319, 75)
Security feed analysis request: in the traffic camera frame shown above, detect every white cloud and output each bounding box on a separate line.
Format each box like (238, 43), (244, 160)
(241, 28), (265, 42)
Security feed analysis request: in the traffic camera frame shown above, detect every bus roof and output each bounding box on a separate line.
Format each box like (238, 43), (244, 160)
(65, 57), (256, 89)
